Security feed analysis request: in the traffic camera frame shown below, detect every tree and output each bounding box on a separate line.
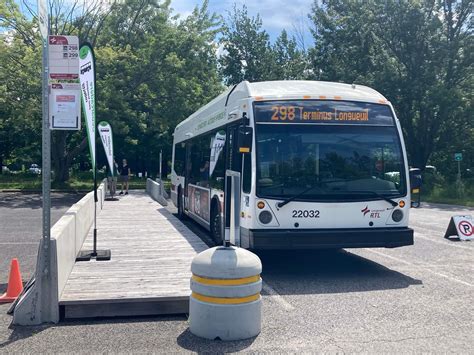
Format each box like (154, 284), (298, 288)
(0, 0), (42, 171)
(309, 0), (473, 171)
(1, 0), (223, 180)
(219, 5), (276, 85)
(273, 29), (308, 80)
(93, 0), (223, 176)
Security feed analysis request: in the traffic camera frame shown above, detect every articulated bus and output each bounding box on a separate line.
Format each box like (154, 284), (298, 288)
(171, 81), (414, 249)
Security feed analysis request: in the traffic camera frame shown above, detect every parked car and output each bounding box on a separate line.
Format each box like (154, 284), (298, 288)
(29, 164), (41, 174)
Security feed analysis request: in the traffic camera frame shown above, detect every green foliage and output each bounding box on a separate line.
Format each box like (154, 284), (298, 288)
(309, 0), (473, 172)
(218, 5), (310, 85)
(219, 5), (275, 84)
(1, 0), (223, 181)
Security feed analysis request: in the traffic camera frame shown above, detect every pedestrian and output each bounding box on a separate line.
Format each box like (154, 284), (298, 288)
(119, 158), (131, 195)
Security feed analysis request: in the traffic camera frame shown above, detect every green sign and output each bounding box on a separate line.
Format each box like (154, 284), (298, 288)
(454, 153), (463, 161)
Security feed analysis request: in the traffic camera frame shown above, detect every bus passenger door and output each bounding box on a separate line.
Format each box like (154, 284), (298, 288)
(226, 124), (243, 173)
(224, 123), (244, 245)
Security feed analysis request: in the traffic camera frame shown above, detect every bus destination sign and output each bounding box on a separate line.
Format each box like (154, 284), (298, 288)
(255, 100), (395, 126)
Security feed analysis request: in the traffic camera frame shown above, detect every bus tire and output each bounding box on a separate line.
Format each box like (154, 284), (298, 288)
(177, 187), (185, 220)
(210, 201), (223, 245)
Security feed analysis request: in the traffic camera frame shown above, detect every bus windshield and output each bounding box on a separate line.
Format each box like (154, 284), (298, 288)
(256, 116), (406, 202)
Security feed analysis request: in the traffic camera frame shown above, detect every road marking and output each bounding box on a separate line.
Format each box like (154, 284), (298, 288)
(262, 281), (295, 311)
(364, 249), (473, 287)
(414, 232), (473, 251)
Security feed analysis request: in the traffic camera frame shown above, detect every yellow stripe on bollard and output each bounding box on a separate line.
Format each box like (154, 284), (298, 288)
(192, 292), (260, 305)
(192, 274), (260, 286)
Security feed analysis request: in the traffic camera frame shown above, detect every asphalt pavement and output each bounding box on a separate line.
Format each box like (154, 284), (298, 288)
(0, 193), (472, 353)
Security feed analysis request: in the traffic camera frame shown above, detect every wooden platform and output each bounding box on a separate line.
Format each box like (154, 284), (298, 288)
(59, 191), (208, 319)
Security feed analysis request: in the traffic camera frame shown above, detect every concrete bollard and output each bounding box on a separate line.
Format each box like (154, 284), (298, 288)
(189, 246), (262, 341)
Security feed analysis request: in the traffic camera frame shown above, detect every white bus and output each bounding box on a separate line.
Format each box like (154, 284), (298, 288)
(171, 81), (414, 249)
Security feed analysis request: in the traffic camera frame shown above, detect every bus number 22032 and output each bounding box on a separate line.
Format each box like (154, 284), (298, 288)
(292, 210), (320, 218)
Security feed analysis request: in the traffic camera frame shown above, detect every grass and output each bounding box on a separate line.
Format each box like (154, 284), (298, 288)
(0, 173), (147, 191)
(422, 184), (474, 207)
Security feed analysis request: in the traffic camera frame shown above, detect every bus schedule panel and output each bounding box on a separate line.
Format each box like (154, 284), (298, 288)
(255, 100), (395, 126)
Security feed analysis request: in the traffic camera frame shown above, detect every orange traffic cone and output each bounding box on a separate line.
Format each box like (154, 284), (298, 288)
(0, 258), (23, 303)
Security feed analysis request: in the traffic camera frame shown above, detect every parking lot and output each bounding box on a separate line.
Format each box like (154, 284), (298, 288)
(0, 193), (472, 352)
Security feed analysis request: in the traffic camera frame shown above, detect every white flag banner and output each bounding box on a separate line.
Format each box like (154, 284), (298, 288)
(209, 130), (226, 177)
(98, 121), (114, 177)
(79, 43), (96, 173)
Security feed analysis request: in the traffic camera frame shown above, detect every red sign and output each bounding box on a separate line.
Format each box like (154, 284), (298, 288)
(56, 95), (75, 102)
(49, 36), (69, 45)
(50, 73), (79, 80)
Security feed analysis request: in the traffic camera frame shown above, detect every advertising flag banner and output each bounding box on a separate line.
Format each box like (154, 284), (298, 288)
(79, 43), (96, 173)
(210, 130), (226, 177)
(98, 121), (114, 177)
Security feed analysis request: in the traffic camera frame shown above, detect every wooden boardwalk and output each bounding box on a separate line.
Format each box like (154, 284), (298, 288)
(59, 191), (208, 319)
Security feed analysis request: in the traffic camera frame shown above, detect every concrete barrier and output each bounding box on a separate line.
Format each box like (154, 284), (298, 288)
(13, 180), (107, 325)
(189, 246), (263, 340)
(146, 178), (168, 206)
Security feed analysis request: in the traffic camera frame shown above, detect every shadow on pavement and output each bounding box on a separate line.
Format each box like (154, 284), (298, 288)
(0, 193), (84, 210)
(165, 205), (421, 295)
(0, 321), (51, 350)
(177, 328), (256, 352)
(257, 249), (422, 295)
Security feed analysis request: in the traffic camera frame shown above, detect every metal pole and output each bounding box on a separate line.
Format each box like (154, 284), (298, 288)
(41, 36), (51, 277)
(230, 177), (235, 245)
(225, 170), (241, 247)
(159, 150), (162, 195)
(93, 138), (97, 256)
(457, 160), (461, 181)
(159, 150), (162, 181)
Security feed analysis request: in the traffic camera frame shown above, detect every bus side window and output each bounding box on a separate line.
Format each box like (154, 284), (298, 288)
(174, 142), (186, 176)
(210, 130), (226, 190)
(189, 135), (210, 187)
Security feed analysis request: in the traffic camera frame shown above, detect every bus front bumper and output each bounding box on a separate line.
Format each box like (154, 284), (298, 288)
(244, 227), (414, 249)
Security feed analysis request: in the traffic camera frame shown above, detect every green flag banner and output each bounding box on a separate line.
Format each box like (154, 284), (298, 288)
(98, 121), (115, 177)
(79, 43), (96, 173)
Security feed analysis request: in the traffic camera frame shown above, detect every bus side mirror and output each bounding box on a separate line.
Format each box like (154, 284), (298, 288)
(238, 126), (253, 154)
(409, 168), (422, 208)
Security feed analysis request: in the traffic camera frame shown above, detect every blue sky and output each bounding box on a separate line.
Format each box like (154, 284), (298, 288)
(170, 0), (315, 46)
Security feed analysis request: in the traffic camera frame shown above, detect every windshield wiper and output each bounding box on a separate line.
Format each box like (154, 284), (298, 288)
(277, 184), (322, 208)
(341, 190), (398, 206)
(277, 188), (399, 208)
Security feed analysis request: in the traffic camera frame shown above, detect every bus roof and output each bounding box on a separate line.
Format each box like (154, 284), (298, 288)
(174, 80), (389, 139)
(247, 80), (387, 102)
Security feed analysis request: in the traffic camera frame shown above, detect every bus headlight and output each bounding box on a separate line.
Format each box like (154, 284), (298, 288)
(259, 211), (273, 224)
(392, 209), (404, 222)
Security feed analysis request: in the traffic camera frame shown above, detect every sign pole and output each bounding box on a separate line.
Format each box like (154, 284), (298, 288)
(93, 152), (97, 256)
(159, 150), (162, 181)
(41, 27), (51, 281)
